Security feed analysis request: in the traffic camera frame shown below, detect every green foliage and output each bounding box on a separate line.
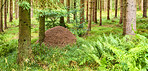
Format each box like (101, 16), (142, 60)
(18, 1), (31, 10)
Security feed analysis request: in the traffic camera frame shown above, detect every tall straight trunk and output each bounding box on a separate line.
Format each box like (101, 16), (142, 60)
(123, 0), (136, 35)
(107, 0), (110, 20)
(60, 0), (65, 27)
(92, 1), (95, 22)
(110, 0), (112, 10)
(0, 0), (4, 32)
(104, 0), (107, 11)
(115, 0), (118, 18)
(94, 0), (98, 23)
(7, 0), (8, 13)
(18, 0), (31, 70)
(39, 16), (45, 45)
(74, 0), (76, 20)
(119, 0), (123, 24)
(80, 0), (84, 24)
(141, 0), (143, 11)
(15, 0), (19, 19)
(143, 0), (147, 18)
(100, 0), (102, 26)
(98, 0), (99, 9)
(4, 0), (8, 29)
(31, 0), (33, 18)
(67, 0), (70, 23)
(88, 0), (93, 31)
(86, 0), (88, 21)
(10, 0), (13, 22)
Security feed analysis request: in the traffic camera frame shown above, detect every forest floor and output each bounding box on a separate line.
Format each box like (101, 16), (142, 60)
(0, 10), (148, 70)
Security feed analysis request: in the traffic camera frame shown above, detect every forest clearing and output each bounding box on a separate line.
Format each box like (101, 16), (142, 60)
(0, 0), (148, 71)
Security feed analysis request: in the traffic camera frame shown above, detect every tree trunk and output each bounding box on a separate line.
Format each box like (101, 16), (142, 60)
(123, 0), (136, 35)
(107, 0), (110, 20)
(31, 0), (33, 18)
(141, 0), (143, 11)
(17, 0), (31, 70)
(143, 0), (147, 18)
(0, 0), (4, 32)
(98, 0), (99, 9)
(104, 0), (107, 11)
(115, 0), (118, 18)
(80, 0), (84, 24)
(74, 0), (76, 20)
(94, 0), (98, 23)
(10, 0), (13, 22)
(67, 0), (70, 23)
(92, 1), (95, 22)
(88, 0), (93, 31)
(86, 0), (88, 21)
(119, 0), (123, 24)
(39, 16), (45, 45)
(4, 0), (8, 29)
(60, 0), (65, 27)
(15, 0), (19, 19)
(100, 0), (102, 26)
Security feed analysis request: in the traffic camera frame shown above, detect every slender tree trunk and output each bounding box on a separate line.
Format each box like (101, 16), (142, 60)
(0, 0), (4, 32)
(80, 0), (84, 24)
(115, 0), (118, 18)
(74, 0), (76, 20)
(15, 0), (19, 19)
(60, 0), (66, 27)
(104, 0), (107, 11)
(92, 1), (95, 22)
(143, 0), (147, 18)
(98, 0), (99, 9)
(107, 0), (110, 20)
(4, 0), (8, 29)
(141, 0), (143, 11)
(94, 0), (98, 23)
(88, 0), (93, 31)
(119, 0), (123, 24)
(10, 0), (13, 22)
(123, 0), (136, 35)
(67, 0), (70, 23)
(18, 0), (31, 70)
(100, 0), (102, 26)
(39, 16), (45, 45)
(31, 0), (33, 18)
(86, 0), (88, 21)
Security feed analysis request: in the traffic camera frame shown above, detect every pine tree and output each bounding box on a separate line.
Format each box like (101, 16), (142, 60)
(123, 0), (136, 35)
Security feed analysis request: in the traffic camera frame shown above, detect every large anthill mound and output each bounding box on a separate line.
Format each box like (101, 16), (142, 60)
(43, 26), (76, 47)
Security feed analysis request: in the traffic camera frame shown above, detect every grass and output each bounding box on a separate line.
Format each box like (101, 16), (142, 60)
(0, 10), (148, 70)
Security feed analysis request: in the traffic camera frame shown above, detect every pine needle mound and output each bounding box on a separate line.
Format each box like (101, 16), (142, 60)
(43, 26), (76, 47)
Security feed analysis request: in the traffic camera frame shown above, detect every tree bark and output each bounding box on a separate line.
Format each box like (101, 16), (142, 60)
(60, 0), (65, 27)
(98, 0), (99, 9)
(100, 0), (102, 26)
(18, 0), (31, 70)
(4, 0), (8, 29)
(0, 0), (4, 32)
(123, 0), (136, 35)
(86, 0), (88, 21)
(88, 0), (93, 31)
(107, 0), (110, 20)
(10, 0), (13, 22)
(80, 0), (84, 24)
(39, 15), (45, 45)
(119, 0), (123, 24)
(143, 0), (147, 18)
(74, 0), (76, 20)
(15, 0), (19, 19)
(115, 0), (118, 18)
(31, 0), (33, 18)
(67, 0), (70, 23)
(94, 0), (98, 23)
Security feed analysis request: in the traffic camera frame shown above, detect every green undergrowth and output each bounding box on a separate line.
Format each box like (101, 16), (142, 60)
(0, 34), (147, 71)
